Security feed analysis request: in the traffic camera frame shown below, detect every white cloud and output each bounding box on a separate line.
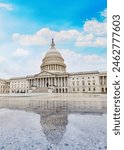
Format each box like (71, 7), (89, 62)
(13, 28), (80, 46)
(12, 9), (107, 48)
(60, 49), (106, 72)
(13, 48), (29, 57)
(75, 35), (106, 47)
(13, 33), (48, 46)
(0, 56), (6, 63)
(13, 24), (106, 48)
(75, 11), (107, 48)
(12, 15), (106, 48)
(0, 3), (13, 11)
(83, 19), (106, 36)
(75, 8), (107, 47)
(0, 48), (106, 78)
(101, 9), (107, 18)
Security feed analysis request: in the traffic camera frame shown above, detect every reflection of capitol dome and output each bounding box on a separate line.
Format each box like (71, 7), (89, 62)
(40, 109), (68, 146)
(40, 39), (66, 73)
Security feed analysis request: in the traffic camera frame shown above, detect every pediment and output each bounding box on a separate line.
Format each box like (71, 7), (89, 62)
(34, 71), (56, 77)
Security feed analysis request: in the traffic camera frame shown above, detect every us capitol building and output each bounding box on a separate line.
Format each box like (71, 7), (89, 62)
(0, 39), (107, 94)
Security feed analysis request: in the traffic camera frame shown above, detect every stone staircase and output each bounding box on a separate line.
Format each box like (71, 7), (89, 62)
(32, 87), (48, 93)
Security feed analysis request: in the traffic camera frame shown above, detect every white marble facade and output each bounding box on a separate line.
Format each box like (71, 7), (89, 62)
(0, 39), (107, 94)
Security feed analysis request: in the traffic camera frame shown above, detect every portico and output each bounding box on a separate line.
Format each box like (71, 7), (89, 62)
(27, 73), (68, 93)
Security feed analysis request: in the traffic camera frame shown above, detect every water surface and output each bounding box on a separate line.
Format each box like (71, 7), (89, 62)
(0, 99), (107, 150)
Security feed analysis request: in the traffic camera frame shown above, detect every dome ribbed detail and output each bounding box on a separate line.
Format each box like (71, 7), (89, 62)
(40, 39), (66, 73)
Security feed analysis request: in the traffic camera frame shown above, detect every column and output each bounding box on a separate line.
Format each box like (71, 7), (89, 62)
(35, 79), (37, 86)
(36, 78), (37, 87)
(43, 78), (44, 87)
(38, 79), (39, 87)
(45, 78), (46, 86)
(37, 78), (38, 87)
(64, 77), (65, 87)
(35, 78), (36, 87)
(103, 76), (104, 85)
(61, 77), (62, 87)
(32, 79), (33, 87)
(53, 77), (54, 85)
(52, 77), (53, 85)
(41, 78), (43, 87)
(58, 77), (59, 87)
(58, 77), (60, 87)
(66, 77), (67, 87)
(41, 78), (42, 87)
(50, 77), (51, 85)
(101, 77), (103, 85)
(48, 78), (50, 86)
(44, 78), (46, 87)
(40, 78), (42, 87)
(30, 79), (32, 87)
(50, 77), (51, 86)
(29, 79), (31, 88)
(54, 77), (56, 86)
(105, 76), (106, 85)
(56, 77), (58, 87)
(39, 79), (40, 87)
(32, 79), (34, 86)
(100, 77), (101, 85)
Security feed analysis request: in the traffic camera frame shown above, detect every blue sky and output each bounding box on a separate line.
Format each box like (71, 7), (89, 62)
(0, 0), (107, 78)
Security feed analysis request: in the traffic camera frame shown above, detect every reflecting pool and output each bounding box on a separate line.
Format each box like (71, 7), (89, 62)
(0, 99), (107, 150)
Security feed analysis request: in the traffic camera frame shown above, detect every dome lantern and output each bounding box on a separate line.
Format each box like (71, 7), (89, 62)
(51, 38), (55, 49)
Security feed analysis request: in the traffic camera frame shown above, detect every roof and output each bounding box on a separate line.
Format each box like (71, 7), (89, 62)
(10, 76), (27, 80)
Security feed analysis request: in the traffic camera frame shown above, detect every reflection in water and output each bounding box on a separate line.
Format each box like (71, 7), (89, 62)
(0, 99), (106, 149)
(40, 107), (68, 147)
(32, 101), (69, 148)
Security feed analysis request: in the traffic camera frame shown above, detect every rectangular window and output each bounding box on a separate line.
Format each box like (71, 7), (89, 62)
(82, 81), (85, 85)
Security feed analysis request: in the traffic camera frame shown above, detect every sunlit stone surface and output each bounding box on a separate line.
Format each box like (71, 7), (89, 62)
(0, 97), (107, 150)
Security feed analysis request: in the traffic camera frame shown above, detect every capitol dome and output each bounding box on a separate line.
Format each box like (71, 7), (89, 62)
(40, 39), (66, 73)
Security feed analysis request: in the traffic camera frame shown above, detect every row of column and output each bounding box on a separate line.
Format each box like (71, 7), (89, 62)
(29, 76), (68, 88)
(100, 76), (107, 85)
(48, 64), (62, 71)
(43, 64), (65, 71)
